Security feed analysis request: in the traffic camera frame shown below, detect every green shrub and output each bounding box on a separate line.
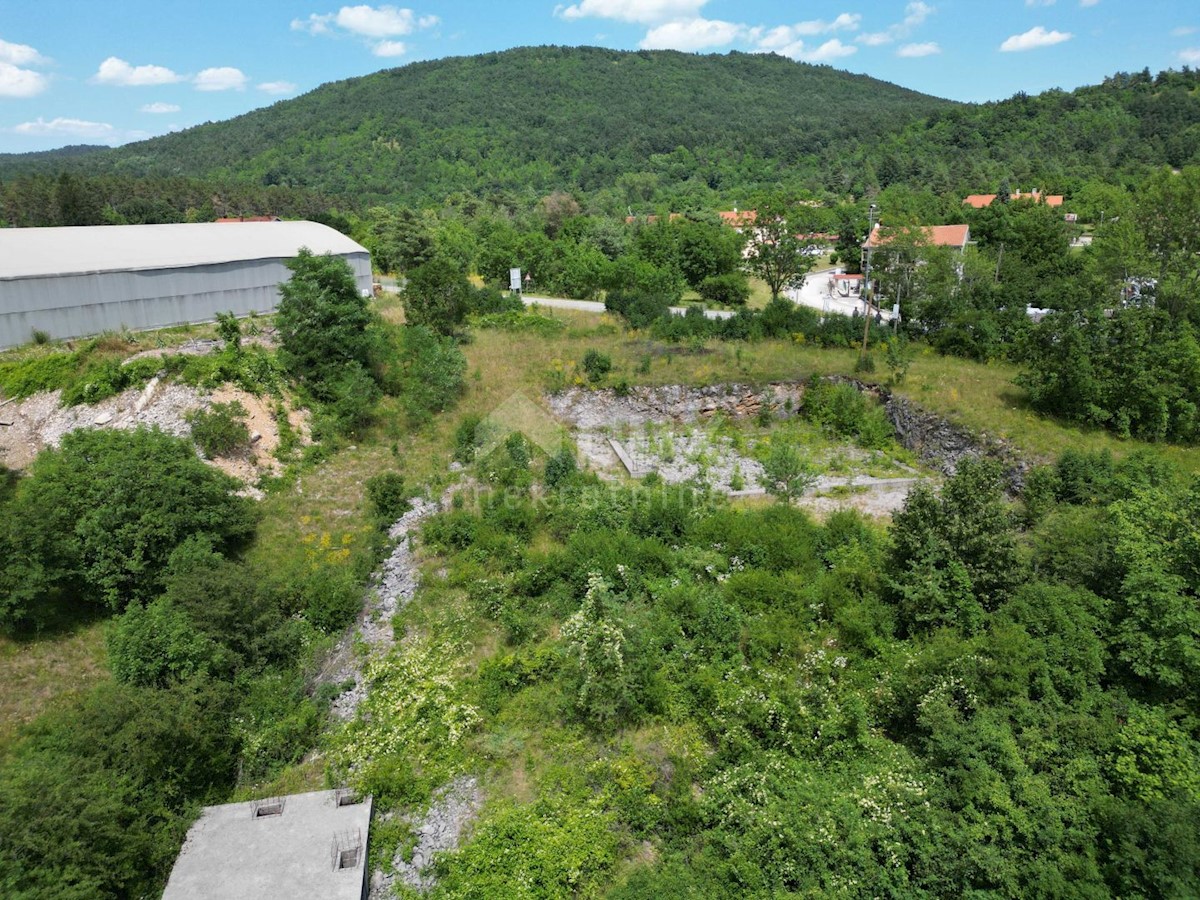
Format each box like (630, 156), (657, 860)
(466, 285), (523, 316)
(433, 798), (620, 897)
(698, 272), (751, 305)
(544, 447), (578, 489)
(758, 439), (816, 502)
(454, 414), (484, 462)
(0, 351), (78, 398)
(397, 325), (466, 425)
(276, 249), (379, 388)
(605, 290), (673, 329)
(60, 356), (163, 406)
(803, 379), (893, 448)
(366, 472), (409, 522)
(884, 333), (915, 384)
(0, 427), (255, 625)
(215, 311), (241, 351)
(302, 563), (363, 633)
(853, 352), (876, 374)
(186, 400), (250, 457)
(313, 362), (380, 438)
(107, 598), (218, 687)
(0, 680), (237, 898)
(581, 348), (613, 383)
(234, 671), (322, 782)
(472, 310), (566, 335)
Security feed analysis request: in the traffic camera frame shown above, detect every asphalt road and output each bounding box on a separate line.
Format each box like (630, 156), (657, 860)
(521, 295), (736, 320)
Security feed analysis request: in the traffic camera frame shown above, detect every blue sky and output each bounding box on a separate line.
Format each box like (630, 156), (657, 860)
(1, 0), (1197, 153)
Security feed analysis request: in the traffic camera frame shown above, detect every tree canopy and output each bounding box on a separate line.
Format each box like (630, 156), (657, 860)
(0, 427), (255, 629)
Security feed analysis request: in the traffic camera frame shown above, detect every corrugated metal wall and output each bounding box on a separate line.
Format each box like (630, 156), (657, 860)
(0, 253), (372, 350)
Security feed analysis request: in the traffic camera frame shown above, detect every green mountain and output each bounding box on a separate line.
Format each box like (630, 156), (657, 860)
(1, 46), (954, 206)
(849, 67), (1200, 195)
(3, 49), (1198, 218)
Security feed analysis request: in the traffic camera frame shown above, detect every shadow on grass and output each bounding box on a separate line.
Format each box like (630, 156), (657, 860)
(996, 386), (1035, 412)
(3, 597), (110, 646)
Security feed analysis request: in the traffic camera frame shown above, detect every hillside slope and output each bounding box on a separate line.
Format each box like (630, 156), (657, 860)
(0, 46), (953, 205)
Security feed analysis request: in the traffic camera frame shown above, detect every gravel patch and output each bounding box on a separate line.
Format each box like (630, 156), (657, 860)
(0, 381), (202, 469)
(548, 383), (931, 517)
(547, 382), (803, 430)
(370, 775), (484, 898)
(323, 496), (442, 722)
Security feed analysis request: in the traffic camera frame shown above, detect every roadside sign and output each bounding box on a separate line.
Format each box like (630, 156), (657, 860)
(509, 268), (522, 292)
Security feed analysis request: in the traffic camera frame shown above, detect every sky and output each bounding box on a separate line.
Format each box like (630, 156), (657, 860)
(0, 0), (1198, 154)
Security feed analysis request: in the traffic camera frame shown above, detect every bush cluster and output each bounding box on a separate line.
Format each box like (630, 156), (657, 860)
(186, 400), (250, 458)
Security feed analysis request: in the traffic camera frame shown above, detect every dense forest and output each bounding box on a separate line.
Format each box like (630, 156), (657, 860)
(3, 48), (1198, 216)
(0, 47), (950, 210)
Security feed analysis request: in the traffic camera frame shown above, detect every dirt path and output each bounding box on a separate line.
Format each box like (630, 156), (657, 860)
(321, 496), (442, 721)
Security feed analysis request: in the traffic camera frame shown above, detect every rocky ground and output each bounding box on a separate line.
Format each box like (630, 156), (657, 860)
(0, 376), (308, 496)
(547, 382), (805, 430)
(370, 775), (484, 898)
(547, 383), (930, 517)
(315, 484), (486, 896)
(321, 496), (442, 722)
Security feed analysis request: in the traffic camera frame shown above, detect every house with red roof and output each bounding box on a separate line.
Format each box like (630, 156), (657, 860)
(718, 209), (757, 229)
(963, 189), (1063, 209)
(862, 223), (971, 252)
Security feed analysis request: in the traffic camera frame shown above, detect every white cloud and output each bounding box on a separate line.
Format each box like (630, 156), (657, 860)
(641, 18), (744, 51)
(292, 13), (335, 34)
(792, 38), (859, 62)
(857, 2), (934, 46)
(12, 116), (115, 140)
(857, 31), (894, 46)
(757, 13), (861, 51)
(335, 5), (418, 37)
(1173, 27), (1197, 37)
(904, 2), (934, 26)
(0, 38), (48, 66)
(258, 80), (297, 95)
(93, 56), (183, 86)
(1079, 0), (1099, 6)
(1000, 26), (1072, 51)
(194, 67), (247, 91)
(796, 38), (858, 63)
(1025, 0), (1056, 6)
(293, 5), (438, 56)
(1180, 47), (1200, 64)
(140, 101), (180, 113)
(555, 0), (708, 24)
(373, 40), (408, 56)
(897, 41), (940, 57)
(0, 61), (48, 97)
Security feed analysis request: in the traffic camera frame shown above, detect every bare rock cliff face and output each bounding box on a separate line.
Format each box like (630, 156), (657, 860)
(882, 392), (1031, 492)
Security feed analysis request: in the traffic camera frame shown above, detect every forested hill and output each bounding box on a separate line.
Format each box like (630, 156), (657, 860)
(0, 46), (953, 206)
(2, 51), (1198, 214)
(850, 67), (1200, 195)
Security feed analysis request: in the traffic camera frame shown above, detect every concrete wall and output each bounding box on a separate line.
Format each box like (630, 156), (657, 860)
(0, 252), (372, 350)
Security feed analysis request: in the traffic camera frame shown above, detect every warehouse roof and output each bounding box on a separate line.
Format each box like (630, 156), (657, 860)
(0, 221), (368, 280)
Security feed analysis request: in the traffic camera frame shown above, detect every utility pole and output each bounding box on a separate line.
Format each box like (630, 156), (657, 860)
(859, 203), (878, 365)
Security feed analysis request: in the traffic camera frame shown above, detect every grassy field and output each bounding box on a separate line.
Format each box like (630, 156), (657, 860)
(4, 301), (1200, 758)
(892, 350), (1200, 470)
(0, 619), (109, 753)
